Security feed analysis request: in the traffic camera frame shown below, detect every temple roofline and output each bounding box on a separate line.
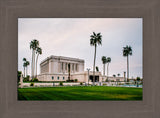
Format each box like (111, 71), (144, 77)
(40, 55), (85, 65)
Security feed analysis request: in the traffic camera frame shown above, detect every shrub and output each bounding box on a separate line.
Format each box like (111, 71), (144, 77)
(105, 79), (109, 82)
(74, 79), (78, 82)
(26, 75), (30, 80)
(66, 80), (74, 82)
(126, 82), (130, 85)
(31, 78), (39, 82)
(111, 80), (114, 82)
(23, 85), (29, 88)
(59, 82), (63, 86)
(17, 71), (22, 83)
(30, 82), (34, 86)
(80, 82), (83, 85)
(118, 83), (124, 85)
(23, 77), (29, 82)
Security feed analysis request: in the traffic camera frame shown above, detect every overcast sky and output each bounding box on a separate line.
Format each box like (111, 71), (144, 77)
(18, 18), (142, 78)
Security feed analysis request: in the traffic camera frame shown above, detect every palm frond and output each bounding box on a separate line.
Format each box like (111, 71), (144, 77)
(102, 56), (107, 64)
(123, 45), (132, 56)
(106, 57), (111, 63)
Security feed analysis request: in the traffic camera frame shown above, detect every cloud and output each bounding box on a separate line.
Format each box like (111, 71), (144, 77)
(18, 18), (142, 78)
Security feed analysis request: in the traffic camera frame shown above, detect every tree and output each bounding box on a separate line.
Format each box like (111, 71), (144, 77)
(23, 63), (27, 77)
(25, 61), (30, 76)
(106, 57), (111, 80)
(23, 58), (30, 77)
(68, 63), (71, 81)
(123, 45), (132, 82)
(136, 77), (140, 87)
(30, 39), (39, 79)
(17, 71), (22, 83)
(101, 56), (107, 76)
(35, 47), (42, 78)
(90, 32), (102, 85)
(136, 77), (141, 81)
(117, 73), (120, 77)
(113, 74), (116, 77)
(96, 66), (99, 72)
(23, 58), (26, 77)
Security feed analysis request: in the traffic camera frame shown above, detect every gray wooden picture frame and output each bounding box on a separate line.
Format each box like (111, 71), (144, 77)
(0, 0), (160, 118)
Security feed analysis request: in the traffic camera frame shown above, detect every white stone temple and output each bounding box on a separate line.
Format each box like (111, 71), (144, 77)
(40, 55), (84, 74)
(38, 55), (125, 82)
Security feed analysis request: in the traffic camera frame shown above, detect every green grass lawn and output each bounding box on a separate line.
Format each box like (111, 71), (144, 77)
(18, 86), (142, 100)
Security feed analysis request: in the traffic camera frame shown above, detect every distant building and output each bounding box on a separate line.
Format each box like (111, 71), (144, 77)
(38, 55), (125, 82)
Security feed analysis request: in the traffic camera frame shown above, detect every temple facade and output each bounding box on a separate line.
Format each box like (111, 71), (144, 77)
(38, 55), (125, 82)
(38, 55), (93, 82)
(40, 55), (84, 74)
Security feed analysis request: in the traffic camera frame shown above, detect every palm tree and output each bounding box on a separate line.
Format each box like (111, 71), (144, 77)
(23, 63), (26, 77)
(101, 56), (107, 76)
(30, 39), (39, 79)
(25, 61), (30, 77)
(117, 73), (120, 77)
(113, 74), (116, 78)
(68, 63), (71, 81)
(23, 58), (26, 77)
(90, 32), (102, 85)
(123, 45), (132, 82)
(106, 57), (111, 80)
(35, 47), (42, 78)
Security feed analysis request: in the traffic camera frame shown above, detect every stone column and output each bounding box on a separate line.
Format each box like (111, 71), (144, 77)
(60, 62), (62, 73)
(61, 62), (63, 73)
(73, 64), (74, 72)
(65, 62), (67, 73)
(76, 64), (79, 72)
(74, 64), (76, 72)
(72, 64), (74, 73)
(70, 63), (73, 73)
(66, 63), (68, 73)
(63, 62), (65, 73)
(49, 60), (52, 74)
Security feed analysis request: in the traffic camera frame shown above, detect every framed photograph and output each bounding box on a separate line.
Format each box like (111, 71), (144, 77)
(0, 0), (160, 118)
(18, 18), (143, 101)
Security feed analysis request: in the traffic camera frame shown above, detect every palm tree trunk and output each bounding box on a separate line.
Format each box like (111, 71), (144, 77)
(35, 54), (39, 78)
(31, 50), (34, 79)
(93, 45), (96, 85)
(24, 67), (25, 77)
(103, 64), (105, 76)
(33, 50), (35, 78)
(103, 64), (105, 82)
(107, 63), (109, 80)
(26, 66), (27, 77)
(127, 56), (129, 82)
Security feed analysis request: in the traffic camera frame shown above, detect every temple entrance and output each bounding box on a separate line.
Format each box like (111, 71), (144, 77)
(89, 75), (99, 82)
